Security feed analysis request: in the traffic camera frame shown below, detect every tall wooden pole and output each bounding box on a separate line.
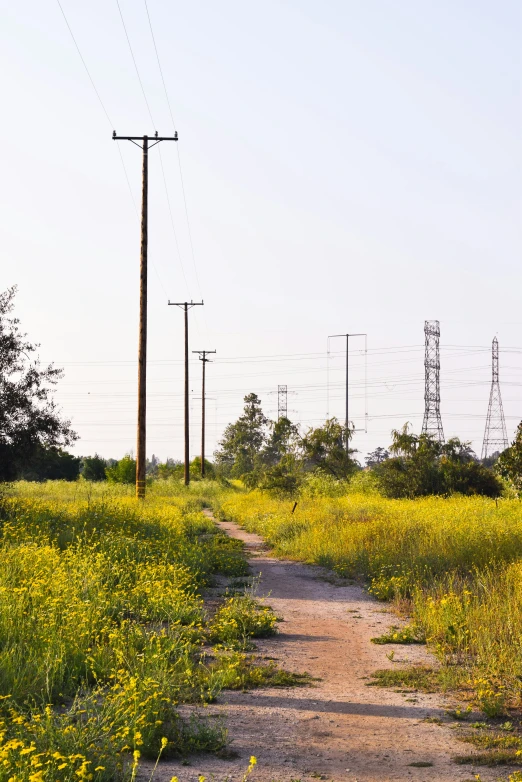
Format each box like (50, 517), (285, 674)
(201, 352), (205, 477)
(192, 350), (216, 477)
(345, 334), (350, 453)
(169, 301), (204, 486)
(112, 131), (178, 499)
(136, 136), (148, 498)
(184, 304), (189, 485)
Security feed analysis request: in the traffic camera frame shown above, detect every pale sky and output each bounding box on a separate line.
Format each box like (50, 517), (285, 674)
(1, 0), (520, 462)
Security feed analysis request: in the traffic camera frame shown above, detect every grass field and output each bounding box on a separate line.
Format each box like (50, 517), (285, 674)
(218, 489), (522, 717)
(4, 477), (522, 778)
(0, 480), (277, 781)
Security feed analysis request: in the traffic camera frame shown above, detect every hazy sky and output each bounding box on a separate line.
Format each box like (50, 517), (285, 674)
(1, 0), (520, 462)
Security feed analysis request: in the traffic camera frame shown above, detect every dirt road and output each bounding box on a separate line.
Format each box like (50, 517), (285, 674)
(157, 513), (502, 782)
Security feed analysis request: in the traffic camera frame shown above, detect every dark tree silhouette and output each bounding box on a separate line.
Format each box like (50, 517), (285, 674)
(0, 286), (77, 480)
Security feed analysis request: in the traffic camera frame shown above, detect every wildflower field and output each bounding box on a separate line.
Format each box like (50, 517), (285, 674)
(4, 475), (522, 779)
(0, 481), (277, 781)
(219, 487), (522, 717)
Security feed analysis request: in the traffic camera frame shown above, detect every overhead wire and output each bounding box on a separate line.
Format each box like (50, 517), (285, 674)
(116, 0), (194, 305)
(56, 0), (169, 296)
(141, 0), (206, 313)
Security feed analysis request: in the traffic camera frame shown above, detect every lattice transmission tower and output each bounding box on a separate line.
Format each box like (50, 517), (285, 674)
(481, 337), (508, 459)
(277, 385), (288, 421)
(421, 320), (444, 441)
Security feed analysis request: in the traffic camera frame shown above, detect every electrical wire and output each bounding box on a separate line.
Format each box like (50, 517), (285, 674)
(140, 0), (205, 307)
(143, 0), (177, 131)
(56, 0), (169, 296)
(116, 0), (194, 304)
(116, 0), (155, 127)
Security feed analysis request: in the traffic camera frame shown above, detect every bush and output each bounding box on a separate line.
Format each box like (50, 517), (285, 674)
(375, 455), (502, 499)
(16, 446), (80, 482)
(258, 456), (303, 495)
(106, 456), (136, 485)
(81, 454), (107, 482)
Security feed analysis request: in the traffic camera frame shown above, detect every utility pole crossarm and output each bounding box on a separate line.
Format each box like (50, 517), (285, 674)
(168, 301), (204, 308)
(113, 131), (178, 141)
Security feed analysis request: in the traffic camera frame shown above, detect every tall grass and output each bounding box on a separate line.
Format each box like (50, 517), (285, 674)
(219, 490), (522, 715)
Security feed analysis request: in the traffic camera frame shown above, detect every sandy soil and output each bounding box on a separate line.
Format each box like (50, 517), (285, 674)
(155, 513), (508, 782)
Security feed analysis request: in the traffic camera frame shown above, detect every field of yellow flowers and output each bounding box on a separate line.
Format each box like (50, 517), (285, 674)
(218, 488), (522, 717)
(0, 480), (276, 782)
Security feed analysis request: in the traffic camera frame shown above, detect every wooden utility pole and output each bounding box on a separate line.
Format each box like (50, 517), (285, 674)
(168, 301), (204, 485)
(192, 350), (216, 477)
(112, 131), (178, 499)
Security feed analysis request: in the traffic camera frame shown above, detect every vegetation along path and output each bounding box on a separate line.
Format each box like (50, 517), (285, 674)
(159, 510), (494, 782)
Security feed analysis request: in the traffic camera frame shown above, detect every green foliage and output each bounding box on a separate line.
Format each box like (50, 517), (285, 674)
(106, 455), (136, 485)
(214, 393), (268, 478)
(0, 481), (269, 779)
(365, 447), (389, 467)
(497, 421), (522, 495)
(16, 446), (81, 482)
(258, 455), (303, 495)
(210, 652), (311, 690)
(300, 418), (360, 479)
(368, 666), (438, 691)
(371, 624), (425, 644)
(190, 456), (215, 480)
(0, 286), (77, 481)
(262, 417), (300, 467)
(81, 453), (107, 482)
(375, 424), (502, 498)
(440, 457), (502, 497)
(209, 595), (278, 648)
(157, 458), (183, 480)
(298, 470), (350, 498)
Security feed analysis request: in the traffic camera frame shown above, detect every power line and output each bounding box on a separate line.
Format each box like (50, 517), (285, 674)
(141, 0), (206, 309)
(117, 0), (193, 302)
(56, 0), (113, 127)
(115, 0), (155, 126)
(143, 0), (177, 131)
(55, 0), (169, 296)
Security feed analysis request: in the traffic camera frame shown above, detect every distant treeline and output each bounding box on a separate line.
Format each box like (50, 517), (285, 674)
(11, 451), (214, 484)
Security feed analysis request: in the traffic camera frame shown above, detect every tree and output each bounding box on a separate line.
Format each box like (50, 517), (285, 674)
(157, 458), (183, 480)
(441, 437), (476, 464)
(17, 446), (80, 482)
(190, 456), (215, 480)
(497, 422), (522, 495)
(214, 393), (268, 478)
(0, 286), (77, 480)
(377, 424), (501, 499)
(365, 447), (389, 468)
(262, 416), (300, 467)
(301, 418), (360, 479)
(146, 454), (160, 477)
(258, 454), (303, 494)
(81, 454), (107, 482)
(106, 455), (136, 484)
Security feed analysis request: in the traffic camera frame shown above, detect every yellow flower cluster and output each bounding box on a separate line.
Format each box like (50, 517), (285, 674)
(0, 481), (246, 780)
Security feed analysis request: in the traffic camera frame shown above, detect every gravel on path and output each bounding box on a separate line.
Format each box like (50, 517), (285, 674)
(154, 511), (504, 782)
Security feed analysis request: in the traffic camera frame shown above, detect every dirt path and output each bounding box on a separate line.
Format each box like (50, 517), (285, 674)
(156, 513), (503, 782)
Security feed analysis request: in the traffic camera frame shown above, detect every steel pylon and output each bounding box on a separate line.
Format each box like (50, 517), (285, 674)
(421, 320), (444, 442)
(481, 337), (508, 459)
